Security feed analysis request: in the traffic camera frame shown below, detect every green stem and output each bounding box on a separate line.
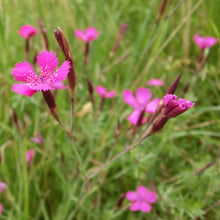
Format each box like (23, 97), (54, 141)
(70, 138), (87, 181)
(19, 136), (29, 220)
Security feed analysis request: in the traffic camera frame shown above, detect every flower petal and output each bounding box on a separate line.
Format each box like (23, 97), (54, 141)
(204, 37), (218, 48)
(26, 149), (35, 164)
(49, 61), (71, 84)
(136, 87), (151, 105)
(163, 94), (177, 106)
(126, 191), (138, 202)
(18, 25), (38, 39)
(28, 83), (52, 92)
(51, 81), (68, 90)
(95, 86), (106, 97)
(194, 34), (218, 49)
(37, 51), (59, 79)
(123, 90), (137, 108)
(85, 27), (100, 42)
(12, 83), (36, 97)
(12, 61), (39, 83)
(75, 30), (87, 41)
(105, 91), (116, 98)
(0, 182), (6, 193)
(137, 186), (148, 197)
(193, 34), (205, 49)
(140, 202), (152, 213)
(145, 191), (157, 204)
(145, 98), (160, 113)
(146, 78), (165, 86)
(130, 201), (142, 212)
(127, 110), (146, 125)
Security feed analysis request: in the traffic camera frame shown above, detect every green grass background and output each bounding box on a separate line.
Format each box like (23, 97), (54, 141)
(1, 0), (220, 219)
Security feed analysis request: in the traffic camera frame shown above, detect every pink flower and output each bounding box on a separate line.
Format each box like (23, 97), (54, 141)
(95, 86), (116, 98)
(0, 182), (6, 193)
(123, 88), (160, 125)
(12, 51), (71, 97)
(18, 25), (38, 40)
(0, 203), (2, 214)
(146, 78), (165, 87)
(126, 186), (156, 213)
(75, 27), (101, 42)
(193, 34), (218, 50)
(30, 133), (44, 144)
(26, 149), (35, 165)
(163, 94), (195, 118)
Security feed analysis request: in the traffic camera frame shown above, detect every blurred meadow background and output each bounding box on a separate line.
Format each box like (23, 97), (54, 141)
(1, 0), (220, 219)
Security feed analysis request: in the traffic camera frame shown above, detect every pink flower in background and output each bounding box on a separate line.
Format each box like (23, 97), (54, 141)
(127, 110), (146, 125)
(75, 27), (101, 42)
(193, 34), (218, 50)
(0, 182), (6, 193)
(30, 133), (44, 144)
(26, 149), (35, 165)
(18, 25), (38, 39)
(123, 87), (160, 125)
(163, 94), (195, 118)
(126, 186), (156, 213)
(95, 86), (116, 98)
(0, 203), (2, 214)
(146, 78), (165, 87)
(12, 51), (71, 97)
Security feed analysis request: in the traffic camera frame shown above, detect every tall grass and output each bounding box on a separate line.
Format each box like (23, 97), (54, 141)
(0, 0), (220, 219)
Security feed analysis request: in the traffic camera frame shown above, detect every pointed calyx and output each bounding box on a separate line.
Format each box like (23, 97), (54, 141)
(165, 72), (183, 95)
(54, 27), (76, 100)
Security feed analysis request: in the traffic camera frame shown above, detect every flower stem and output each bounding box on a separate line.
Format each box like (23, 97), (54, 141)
(69, 97), (75, 137)
(25, 39), (29, 60)
(95, 97), (105, 122)
(18, 135), (29, 220)
(88, 133), (150, 179)
(70, 138), (87, 181)
(83, 42), (89, 67)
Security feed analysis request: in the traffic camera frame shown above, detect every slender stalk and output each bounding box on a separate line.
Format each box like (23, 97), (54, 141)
(25, 39), (29, 60)
(196, 49), (204, 71)
(142, 0), (204, 75)
(86, 76), (95, 108)
(70, 98), (75, 136)
(95, 97), (105, 122)
(83, 42), (89, 67)
(88, 133), (150, 179)
(101, 52), (131, 74)
(38, 17), (49, 51)
(68, 137), (87, 181)
(18, 135), (29, 220)
(195, 160), (215, 175)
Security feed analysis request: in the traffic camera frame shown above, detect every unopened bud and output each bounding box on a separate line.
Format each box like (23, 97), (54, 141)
(54, 27), (77, 100)
(165, 72), (183, 95)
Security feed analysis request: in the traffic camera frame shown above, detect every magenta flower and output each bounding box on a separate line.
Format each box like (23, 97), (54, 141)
(0, 204), (2, 215)
(26, 149), (35, 165)
(75, 27), (101, 42)
(0, 182), (6, 193)
(126, 186), (156, 213)
(18, 25), (38, 40)
(30, 133), (44, 144)
(123, 88), (160, 125)
(12, 51), (71, 97)
(127, 110), (146, 125)
(193, 34), (218, 50)
(163, 94), (195, 118)
(146, 78), (165, 87)
(95, 86), (116, 98)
